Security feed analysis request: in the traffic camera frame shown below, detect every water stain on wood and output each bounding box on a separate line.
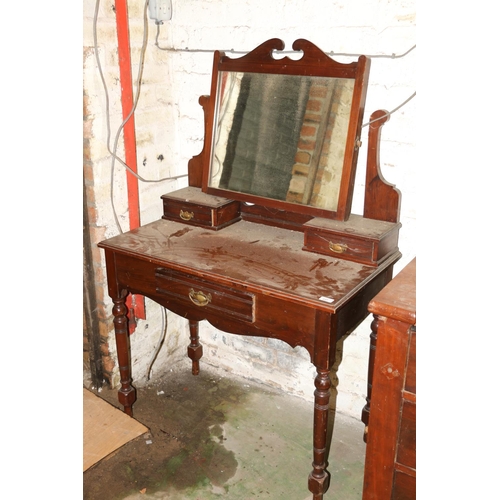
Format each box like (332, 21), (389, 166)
(309, 258), (333, 272)
(170, 227), (193, 238)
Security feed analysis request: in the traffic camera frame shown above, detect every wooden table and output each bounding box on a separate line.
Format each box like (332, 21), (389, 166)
(99, 218), (400, 499)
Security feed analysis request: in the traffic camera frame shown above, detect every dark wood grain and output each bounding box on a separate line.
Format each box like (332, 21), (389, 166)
(98, 219), (400, 499)
(362, 258), (416, 500)
(218, 38), (362, 78)
(187, 95), (210, 187)
(98, 38), (406, 500)
(200, 38), (371, 222)
(363, 110), (401, 223)
(161, 186), (241, 230)
(303, 214), (401, 266)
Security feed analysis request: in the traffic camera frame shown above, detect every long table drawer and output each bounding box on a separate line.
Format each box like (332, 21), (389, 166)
(155, 267), (254, 323)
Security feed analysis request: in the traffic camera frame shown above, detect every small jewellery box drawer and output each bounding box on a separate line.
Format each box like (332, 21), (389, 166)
(161, 186), (240, 230)
(303, 215), (401, 266)
(155, 267), (254, 323)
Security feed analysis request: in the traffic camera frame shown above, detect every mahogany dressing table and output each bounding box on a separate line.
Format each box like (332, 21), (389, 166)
(98, 39), (403, 500)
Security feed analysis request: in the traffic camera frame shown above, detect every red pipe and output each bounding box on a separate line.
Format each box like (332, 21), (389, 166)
(115, 0), (145, 328)
(115, 0), (140, 229)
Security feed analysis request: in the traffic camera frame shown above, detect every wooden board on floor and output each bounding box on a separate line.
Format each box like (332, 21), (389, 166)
(83, 388), (148, 472)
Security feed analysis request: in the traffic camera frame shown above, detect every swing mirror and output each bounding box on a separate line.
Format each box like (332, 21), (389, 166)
(202, 38), (370, 221)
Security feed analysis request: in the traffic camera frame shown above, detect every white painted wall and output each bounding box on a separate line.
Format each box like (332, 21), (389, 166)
(84, 0), (416, 418)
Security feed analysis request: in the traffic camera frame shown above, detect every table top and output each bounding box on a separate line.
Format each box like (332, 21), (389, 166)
(99, 219), (401, 313)
(368, 257), (416, 324)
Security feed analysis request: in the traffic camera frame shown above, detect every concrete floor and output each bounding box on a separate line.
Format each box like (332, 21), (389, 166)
(84, 367), (366, 500)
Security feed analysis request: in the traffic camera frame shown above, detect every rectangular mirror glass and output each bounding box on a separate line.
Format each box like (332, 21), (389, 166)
(210, 72), (355, 212)
(202, 39), (370, 221)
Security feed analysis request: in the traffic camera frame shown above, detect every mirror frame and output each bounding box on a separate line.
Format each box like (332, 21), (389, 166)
(201, 38), (370, 221)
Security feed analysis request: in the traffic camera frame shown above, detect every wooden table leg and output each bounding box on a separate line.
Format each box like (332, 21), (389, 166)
(112, 291), (136, 416)
(187, 320), (203, 375)
(361, 315), (379, 442)
(308, 368), (331, 499)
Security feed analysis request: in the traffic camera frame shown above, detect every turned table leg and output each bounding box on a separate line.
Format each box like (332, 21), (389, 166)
(187, 320), (203, 375)
(308, 368), (332, 499)
(112, 292), (136, 416)
(361, 315), (379, 442)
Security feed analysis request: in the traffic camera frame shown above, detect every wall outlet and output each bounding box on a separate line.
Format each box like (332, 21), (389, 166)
(148, 0), (172, 23)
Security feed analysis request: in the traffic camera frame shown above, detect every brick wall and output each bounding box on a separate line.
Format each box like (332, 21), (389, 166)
(83, 0), (416, 418)
(83, 0), (189, 388)
(84, 66), (125, 384)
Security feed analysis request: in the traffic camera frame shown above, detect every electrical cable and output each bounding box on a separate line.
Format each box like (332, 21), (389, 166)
(93, 2), (174, 379)
(329, 44), (415, 59)
(93, 0), (122, 232)
(154, 24), (416, 125)
(93, 7), (415, 380)
(94, 3), (415, 234)
(362, 91), (416, 128)
(93, 0), (148, 233)
(146, 307), (168, 381)
(93, 0), (187, 234)
(154, 25), (415, 60)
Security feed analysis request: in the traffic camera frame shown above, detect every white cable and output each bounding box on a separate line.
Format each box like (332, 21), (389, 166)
(94, 4), (415, 233)
(93, 0), (186, 234)
(93, 0), (122, 232)
(147, 307), (168, 381)
(329, 45), (415, 59)
(154, 25), (415, 126)
(362, 92), (416, 128)
(154, 25), (415, 60)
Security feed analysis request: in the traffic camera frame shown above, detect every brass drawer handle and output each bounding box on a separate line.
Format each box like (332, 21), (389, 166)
(188, 288), (212, 307)
(180, 209), (194, 221)
(329, 242), (348, 254)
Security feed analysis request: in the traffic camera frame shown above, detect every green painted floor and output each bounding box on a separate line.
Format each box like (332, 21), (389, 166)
(84, 369), (366, 500)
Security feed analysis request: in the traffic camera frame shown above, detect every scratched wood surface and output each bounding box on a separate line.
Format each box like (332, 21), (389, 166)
(100, 219), (400, 311)
(161, 186), (234, 206)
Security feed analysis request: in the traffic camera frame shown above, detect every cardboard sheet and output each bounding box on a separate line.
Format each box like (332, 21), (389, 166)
(83, 388), (148, 471)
